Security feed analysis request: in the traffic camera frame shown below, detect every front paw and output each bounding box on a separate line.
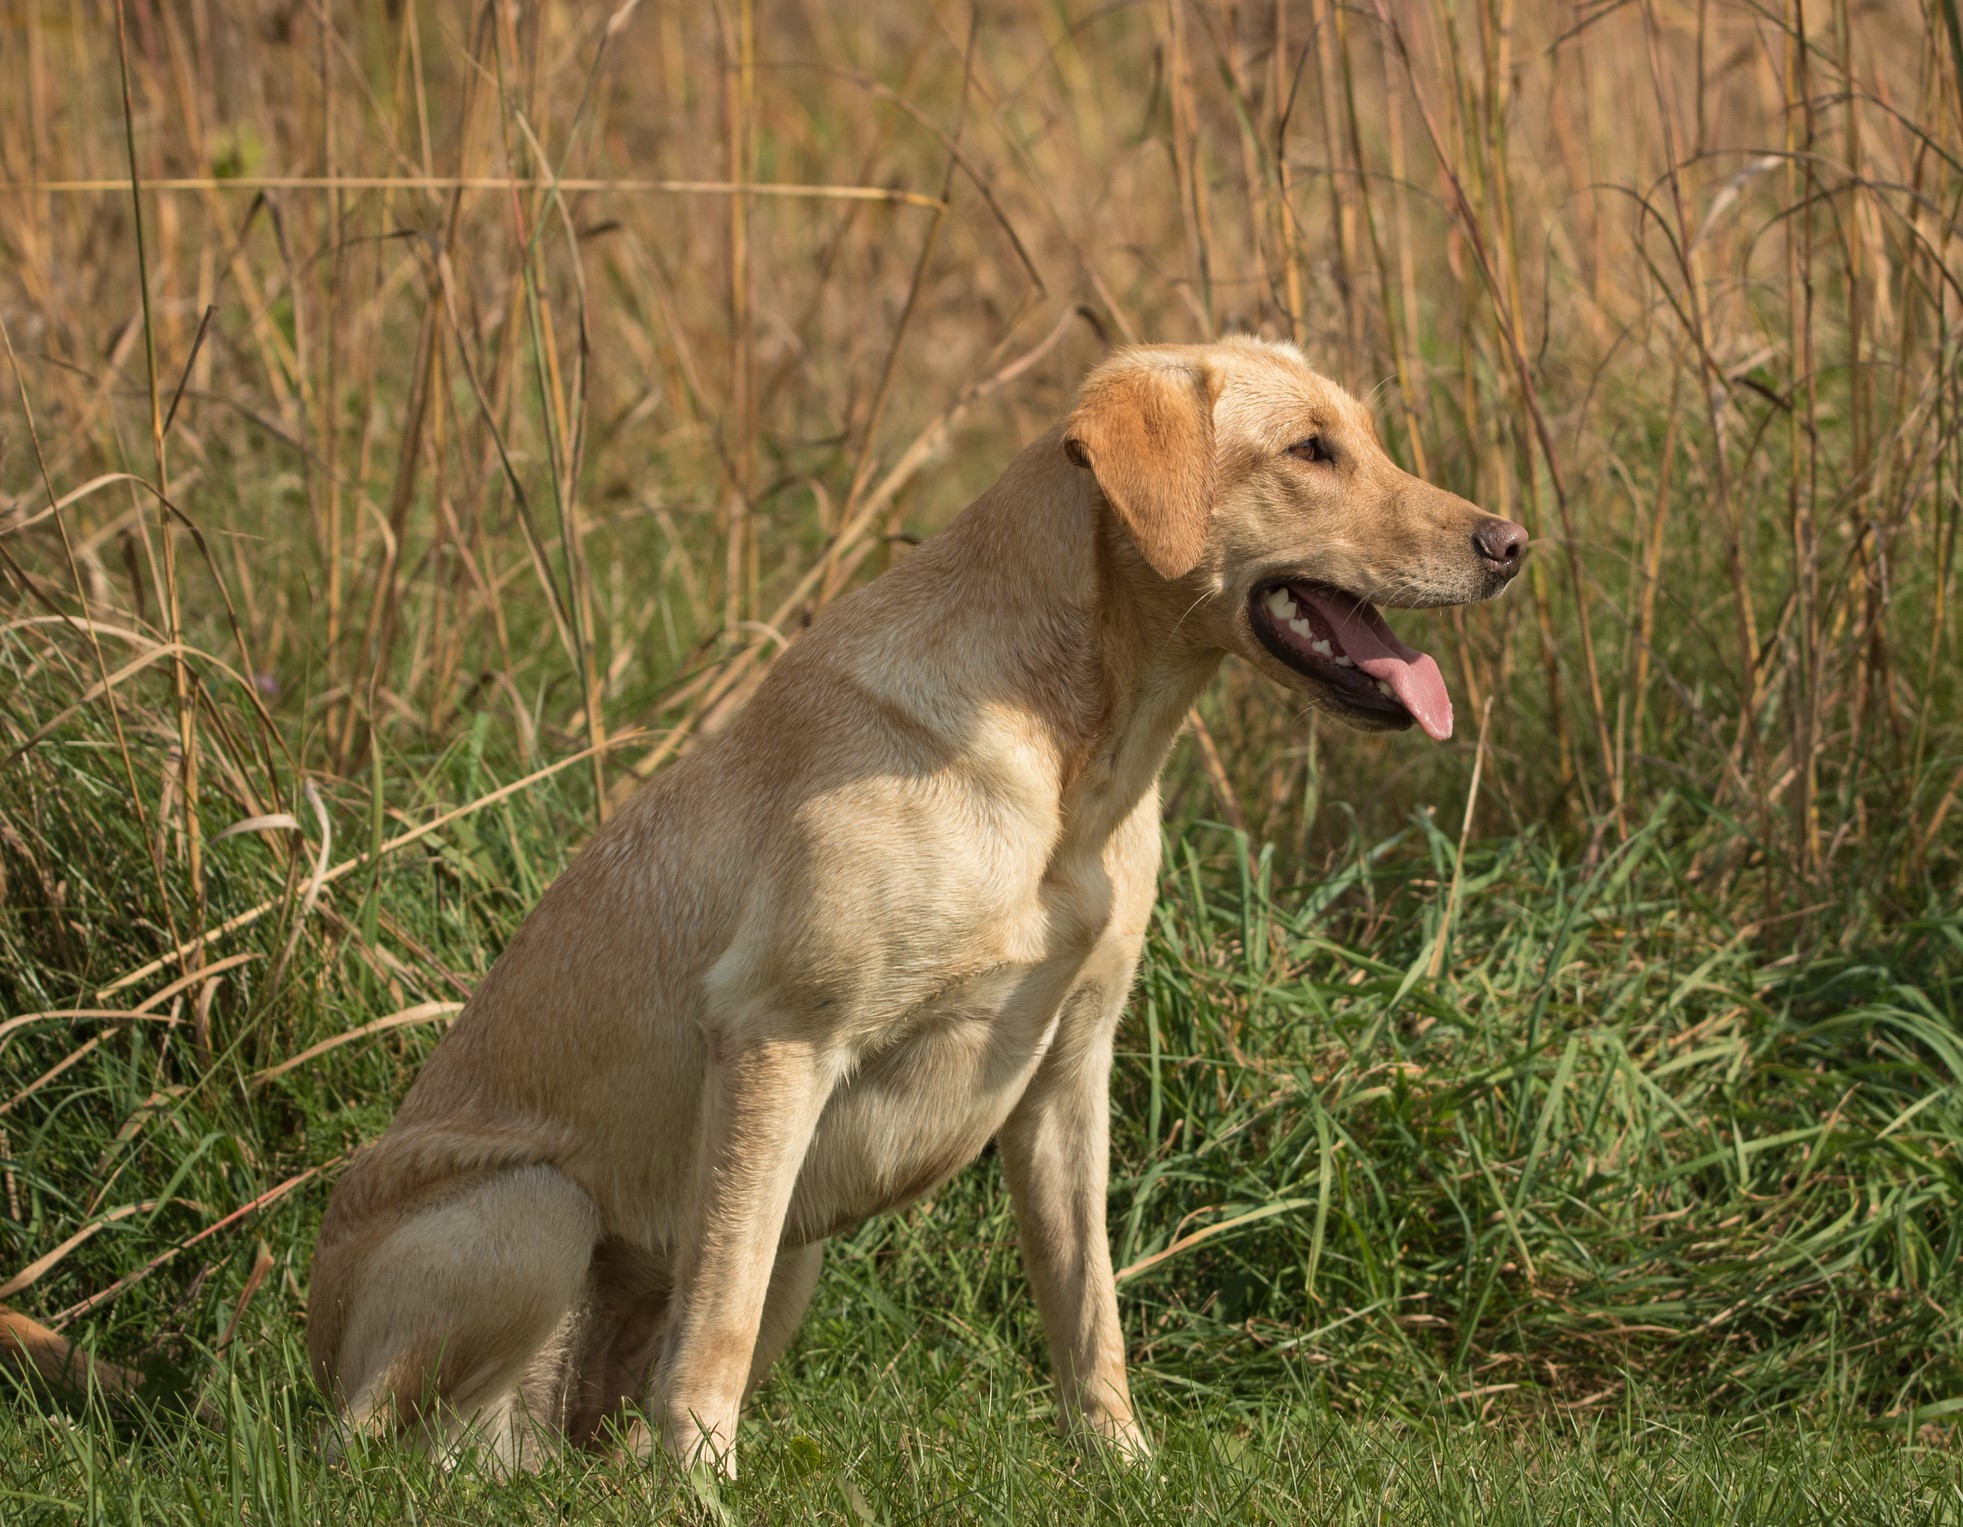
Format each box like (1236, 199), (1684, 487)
(1075, 1406), (1152, 1462)
(661, 1402), (740, 1479)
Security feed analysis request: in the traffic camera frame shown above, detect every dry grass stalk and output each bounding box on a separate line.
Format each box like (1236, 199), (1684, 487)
(0, 0), (1954, 1049)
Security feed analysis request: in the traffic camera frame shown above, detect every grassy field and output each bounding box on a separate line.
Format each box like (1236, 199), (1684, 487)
(3, 0), (1962, 1520)
(4, 782), (1962, 1520)
(3, 796), (1960, 1520)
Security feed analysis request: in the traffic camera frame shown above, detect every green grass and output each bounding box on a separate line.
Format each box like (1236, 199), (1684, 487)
(2, 695), (1960, 1520)
(10, 1368), (1963, 1524)
(4, 1), (1963, 1517)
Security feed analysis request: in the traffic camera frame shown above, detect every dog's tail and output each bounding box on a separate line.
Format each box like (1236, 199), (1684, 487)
(2, 1303), (217, 1421)
(3, 1303), (142, 1397)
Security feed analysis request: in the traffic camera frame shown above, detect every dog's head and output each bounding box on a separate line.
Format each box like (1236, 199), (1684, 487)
(1063, 338), (1526, 741)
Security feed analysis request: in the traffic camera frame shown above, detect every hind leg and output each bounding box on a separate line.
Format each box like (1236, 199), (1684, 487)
(556, 1237), (673, 1451)
(744, 1241), (823, 1400)
(315, 1163), (600, 1469)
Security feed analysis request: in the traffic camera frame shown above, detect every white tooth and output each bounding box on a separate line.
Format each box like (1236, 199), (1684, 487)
(1265, 588), (1296, 619)
(1377, 680), (1395, 698)
(1334, 656), (1354, 668)
(1311, 639), (1333, 656)
(1289, 618), (1313, 638)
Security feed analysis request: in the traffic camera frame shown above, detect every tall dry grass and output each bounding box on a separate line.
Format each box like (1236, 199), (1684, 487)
(0, 0), (1955, 1008)
(3, 2), (1963, 1453)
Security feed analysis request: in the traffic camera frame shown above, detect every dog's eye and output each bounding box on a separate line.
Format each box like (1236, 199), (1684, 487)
(1287, 435), (1333, 464)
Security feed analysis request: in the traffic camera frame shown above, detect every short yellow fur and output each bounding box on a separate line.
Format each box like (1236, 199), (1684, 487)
(309, 338), (1517, 1476)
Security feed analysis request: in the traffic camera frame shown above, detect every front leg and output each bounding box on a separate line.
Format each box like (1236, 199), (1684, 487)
(654, 1031), (833, 1476)
(996, 964), (1148, 1457)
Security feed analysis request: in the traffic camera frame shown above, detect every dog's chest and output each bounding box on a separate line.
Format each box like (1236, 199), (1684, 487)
(782, 864), (1119, 1243)
(872, 862), (1114, 1088)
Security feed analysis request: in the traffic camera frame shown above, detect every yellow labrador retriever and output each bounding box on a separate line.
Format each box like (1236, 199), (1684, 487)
(307, 337), (1526, 1474)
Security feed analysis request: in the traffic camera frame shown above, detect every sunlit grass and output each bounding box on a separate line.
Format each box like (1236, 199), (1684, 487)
(4, 0), (1962, 1519)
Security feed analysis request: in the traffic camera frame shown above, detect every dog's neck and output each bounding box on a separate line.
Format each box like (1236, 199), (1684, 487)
(937, 429), (1227, 825)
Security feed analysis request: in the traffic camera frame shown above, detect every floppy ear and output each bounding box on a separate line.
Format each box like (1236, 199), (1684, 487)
(1063, 357), (1217, 580)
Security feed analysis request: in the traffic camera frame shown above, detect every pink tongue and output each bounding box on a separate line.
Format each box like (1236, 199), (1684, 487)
(1298, 588), (1454, 742)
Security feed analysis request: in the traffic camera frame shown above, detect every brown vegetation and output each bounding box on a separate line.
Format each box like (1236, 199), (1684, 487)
(3, 1), (1955, 922)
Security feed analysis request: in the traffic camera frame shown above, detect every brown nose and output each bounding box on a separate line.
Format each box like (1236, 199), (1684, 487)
(1473, 518), (1529, 576)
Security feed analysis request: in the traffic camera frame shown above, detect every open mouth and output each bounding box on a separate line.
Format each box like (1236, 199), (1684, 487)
(1248, 582), (1454, 741)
